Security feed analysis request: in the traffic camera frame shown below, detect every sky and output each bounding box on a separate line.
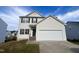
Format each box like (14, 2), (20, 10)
(0, 6), (79, 31)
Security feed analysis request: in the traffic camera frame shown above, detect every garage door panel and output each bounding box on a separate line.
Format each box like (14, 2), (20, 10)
(37, 30), (63, 41)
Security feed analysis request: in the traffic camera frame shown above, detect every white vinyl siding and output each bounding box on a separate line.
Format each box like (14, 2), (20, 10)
(36, 16), (66, 41)
(17, 12), (44, 40)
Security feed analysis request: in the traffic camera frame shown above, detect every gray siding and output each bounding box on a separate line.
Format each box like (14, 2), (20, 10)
(66, 22), (79, 40)
(0, 19), (7, 43)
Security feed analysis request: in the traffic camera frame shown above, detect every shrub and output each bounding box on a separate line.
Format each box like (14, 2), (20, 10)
(5, 36), (17, 42)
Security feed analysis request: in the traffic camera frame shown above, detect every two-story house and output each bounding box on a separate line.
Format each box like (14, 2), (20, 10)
(17, 12), (45, 40)
(17, 12), (66, 41)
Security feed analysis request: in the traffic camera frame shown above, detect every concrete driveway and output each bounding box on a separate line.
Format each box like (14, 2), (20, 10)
(38, 41), (79, 53)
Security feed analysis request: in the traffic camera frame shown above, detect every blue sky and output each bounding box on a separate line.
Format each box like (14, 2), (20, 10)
(0, 6), (79, 31)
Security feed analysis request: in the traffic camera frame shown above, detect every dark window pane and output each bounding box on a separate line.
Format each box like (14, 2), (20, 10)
(32, 18), (37, 23)
(25, 29), (29, 34)
(21, 18), (25, 23)
(26, 18), (30, 23)
(20, 29), (24, 34)
(36, 18), (37, 23)
(32, 18), (33, 23)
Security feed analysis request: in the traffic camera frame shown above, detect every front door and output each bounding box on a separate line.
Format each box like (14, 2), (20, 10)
(33, 29), (36, 36)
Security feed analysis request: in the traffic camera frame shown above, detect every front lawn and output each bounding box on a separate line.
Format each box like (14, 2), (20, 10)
(0, 40), (39, 53)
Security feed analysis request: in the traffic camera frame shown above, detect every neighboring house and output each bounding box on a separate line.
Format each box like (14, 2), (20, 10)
(6, 31), (17, 37)
(0, 18), (7, 43)
(17, 12), (66, 41)
(10, 31), (17, 36)
(66, 21), (79, 40)
(6, 31), (11, 38)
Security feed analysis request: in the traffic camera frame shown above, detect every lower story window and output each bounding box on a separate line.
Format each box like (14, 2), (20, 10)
(25, 29), (29, 34)
(20, 29), (24, 34)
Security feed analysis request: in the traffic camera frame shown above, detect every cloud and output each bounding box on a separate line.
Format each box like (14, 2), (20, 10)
(57, 9), (79, 23)
(0, 13), (18, 31)
(0, 7), (30, 31)
(9, 6), (30, 16)
(53, 7), (62, 15)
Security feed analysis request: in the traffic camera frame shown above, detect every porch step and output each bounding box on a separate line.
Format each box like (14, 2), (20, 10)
(29, 37), (36, 41)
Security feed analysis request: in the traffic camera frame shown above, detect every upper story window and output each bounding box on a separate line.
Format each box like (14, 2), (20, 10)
(21, 17), (38, 23)
(26, 18), (30, 23)
(21, 18), (25, 23)
(21, 18), (30, 23)
(32, 18), (37, 23)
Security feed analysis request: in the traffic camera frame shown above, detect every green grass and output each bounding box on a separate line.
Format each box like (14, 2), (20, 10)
(0, 40), (39, 53)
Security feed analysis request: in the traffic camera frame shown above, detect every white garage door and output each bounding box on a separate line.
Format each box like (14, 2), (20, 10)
(37, 30), (63, 41)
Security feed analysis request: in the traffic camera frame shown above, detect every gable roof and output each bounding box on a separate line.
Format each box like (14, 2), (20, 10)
(37, 15), (65, 25)
(20, 12), (44, 18)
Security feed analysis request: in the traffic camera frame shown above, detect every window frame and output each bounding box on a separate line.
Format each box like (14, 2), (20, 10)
(20, 29), (24, 34)
(25, 29), (29, 34)
(32, 18), (37, 23)
(21, 18), (25, 23)
(26, 18), (30, 23)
